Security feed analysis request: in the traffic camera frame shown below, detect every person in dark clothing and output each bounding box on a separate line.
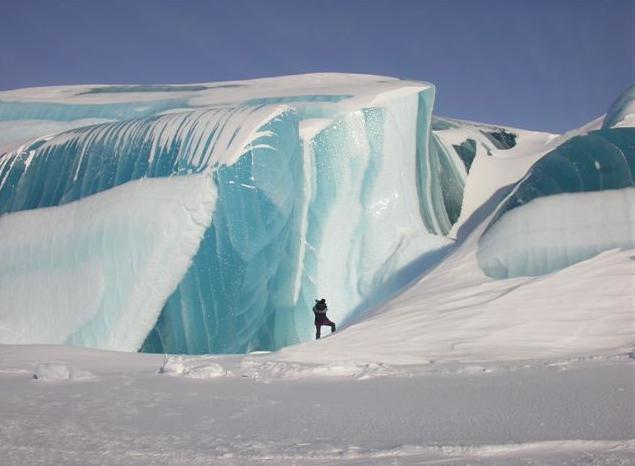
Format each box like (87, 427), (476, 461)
(313, 298), (336, 339)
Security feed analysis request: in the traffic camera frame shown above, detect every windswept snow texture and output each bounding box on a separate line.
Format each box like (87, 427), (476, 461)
(478, 128), (635, 278)
(0, 74), (468, 354)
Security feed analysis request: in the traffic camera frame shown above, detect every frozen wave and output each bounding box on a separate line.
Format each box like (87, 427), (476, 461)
(0, 75), (465, 353)
(1, 73), (633, 356)
(478, 128), (634, 278)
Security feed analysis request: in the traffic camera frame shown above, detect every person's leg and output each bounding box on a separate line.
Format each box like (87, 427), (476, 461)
(315, 324), (321, 339)
(330, 322), (336, 333)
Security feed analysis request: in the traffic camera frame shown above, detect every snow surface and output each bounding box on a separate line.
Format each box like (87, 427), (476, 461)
(279, 220), (634, 366)
(478, 188), (635, 279)
(0, 345), (633, 465)
(32, 362), (94, 382)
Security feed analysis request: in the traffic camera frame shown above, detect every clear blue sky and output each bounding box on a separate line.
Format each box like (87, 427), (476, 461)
(1, 0), (632, 133)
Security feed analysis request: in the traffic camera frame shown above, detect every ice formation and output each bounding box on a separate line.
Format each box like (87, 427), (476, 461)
(478, 127), (635, 278)
(0, 75), (632, 354)
(0, 75), (461, 353)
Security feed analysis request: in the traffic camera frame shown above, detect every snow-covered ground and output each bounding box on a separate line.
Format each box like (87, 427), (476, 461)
(0, 345), (633, 465)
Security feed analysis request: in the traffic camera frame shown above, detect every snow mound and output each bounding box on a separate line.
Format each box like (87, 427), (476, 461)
(0, 175), (216, 351)
(158, 355), (230, 378)
(33, 363), (94, 382)
(239, 358), (398, 380)
(280, 245), (634, 366)
(157, 354), (398, 380)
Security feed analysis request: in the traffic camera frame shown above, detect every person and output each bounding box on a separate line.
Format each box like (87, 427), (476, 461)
(313, 298), (336, 339)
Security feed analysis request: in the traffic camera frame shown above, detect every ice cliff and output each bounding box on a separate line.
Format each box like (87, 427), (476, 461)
(0, 75), (632, 354)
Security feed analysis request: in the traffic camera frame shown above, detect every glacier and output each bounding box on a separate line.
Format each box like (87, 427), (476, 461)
(0, 74), (633, 355)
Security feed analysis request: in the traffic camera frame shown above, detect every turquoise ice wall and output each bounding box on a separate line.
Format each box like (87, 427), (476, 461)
(0, 78), (470, 354)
